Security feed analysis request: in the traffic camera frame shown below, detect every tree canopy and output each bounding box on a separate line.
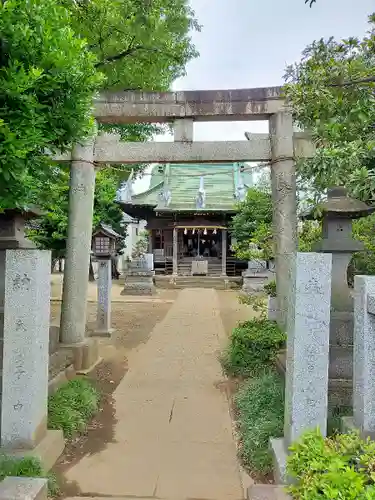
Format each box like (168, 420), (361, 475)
(230, 187), (273, 261)
(0, 0), (103, 209)
(6, 0), (200, 255)
(283, 14), (375, 203)
(27, 165), (126, 259)
(64, 0), (200, 141)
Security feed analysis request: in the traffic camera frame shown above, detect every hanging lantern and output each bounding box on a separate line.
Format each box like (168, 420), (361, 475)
(213, 229), (217, 235)
(204, 228), (207, 235)
(184, 228), (187, 235)
(192, 228), (195, 235)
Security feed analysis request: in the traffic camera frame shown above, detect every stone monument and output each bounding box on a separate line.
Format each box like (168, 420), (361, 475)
(0, 208), (64, 469)
(271, 252), (332, 483)
(91, 223), (120, 337)
(122, 255), (155, 295)
(301, 187), (374, 406)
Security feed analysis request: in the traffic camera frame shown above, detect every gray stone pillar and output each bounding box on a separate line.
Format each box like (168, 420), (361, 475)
(0, 248), (64, 466)
(221, 229), (227, 276)
(271, 253), (332, 483)
(172, 226), (178, 275)
(269, 111), (297, 328)
(148, 230), (153, 253)
(60, 136), (96, 345)
(353, 275), (375, 437)
(0, 249), (50, 449)
(93, 258), (113, 337)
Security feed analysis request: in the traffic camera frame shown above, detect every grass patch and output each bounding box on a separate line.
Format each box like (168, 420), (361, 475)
(0, 455), (59, 496)
(220, 318), (286, 378)
(234, 369), (284, 476)
(48, 377), (100, 438)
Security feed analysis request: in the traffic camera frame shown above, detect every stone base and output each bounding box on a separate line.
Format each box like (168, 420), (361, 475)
(91, 328), (115, 338)
(242, 271), (269, 294)
(60, 338), (101, 374)
(122, 271), (156, 296)
(3, 429), (65, 472)
(121, 282), (156, 295)
(0, 477), (48, 500)
(248, 485), (291, 500)
(270, 437), (288, 484)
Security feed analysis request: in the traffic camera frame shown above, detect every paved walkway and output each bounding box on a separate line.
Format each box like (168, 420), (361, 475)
(65, 289), (245, 500)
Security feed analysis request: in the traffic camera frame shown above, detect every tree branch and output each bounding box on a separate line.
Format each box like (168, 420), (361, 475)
(95, 45), (144, 67)
(329, 75), (375, 87)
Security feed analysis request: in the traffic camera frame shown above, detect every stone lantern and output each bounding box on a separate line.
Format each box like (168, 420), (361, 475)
(0, 206), (42, 249)
(301, 186), (374, 406)
(92, 223), (121, 336)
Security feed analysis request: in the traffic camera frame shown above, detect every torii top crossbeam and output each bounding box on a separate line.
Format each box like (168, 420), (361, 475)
(93, 86), (284, 123)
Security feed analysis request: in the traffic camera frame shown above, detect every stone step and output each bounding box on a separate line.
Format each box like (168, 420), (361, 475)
(248, 485), (291, 500)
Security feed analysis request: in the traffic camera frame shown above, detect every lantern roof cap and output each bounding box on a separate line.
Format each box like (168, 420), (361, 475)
(300, 187), (375, 220)
(93, 222), (121, 239)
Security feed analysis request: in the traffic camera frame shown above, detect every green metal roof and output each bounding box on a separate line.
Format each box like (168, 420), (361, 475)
(132, 163), (253, 212)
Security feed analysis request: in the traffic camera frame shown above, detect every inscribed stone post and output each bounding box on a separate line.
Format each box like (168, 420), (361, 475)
(0, 250), (50, 449)
(94, 258), (113, 337)
(353, 275), (375, 437)
(271, 252), (332, 483)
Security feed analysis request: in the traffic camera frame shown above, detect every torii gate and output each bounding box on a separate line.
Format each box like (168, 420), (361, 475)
(56, 87), (315, 349)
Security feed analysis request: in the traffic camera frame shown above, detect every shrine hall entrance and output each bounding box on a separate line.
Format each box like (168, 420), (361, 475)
(181, 227), (223, 259)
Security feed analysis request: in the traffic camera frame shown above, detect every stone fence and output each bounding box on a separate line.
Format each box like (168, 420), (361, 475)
(347, 275), (375, 438)
(252, 259), (375, 494)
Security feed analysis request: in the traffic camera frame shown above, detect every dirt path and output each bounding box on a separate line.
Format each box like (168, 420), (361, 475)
(60, 289), (245, 500)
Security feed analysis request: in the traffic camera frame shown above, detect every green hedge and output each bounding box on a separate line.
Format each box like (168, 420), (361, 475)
(235, 370), (284, 475)
(48, 378), (99, 438)
(287, 429), (375, 499)
(221, 318), (286, 378)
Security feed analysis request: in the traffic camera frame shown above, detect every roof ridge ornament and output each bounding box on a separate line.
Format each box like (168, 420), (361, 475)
(196, 176), (206, 209)
(117, 171), (134, 203)
(235, 163), (247, 201)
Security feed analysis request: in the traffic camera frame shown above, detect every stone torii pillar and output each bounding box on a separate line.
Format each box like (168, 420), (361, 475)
(269, 111), (297, 329)
(60, 132), (100, 371)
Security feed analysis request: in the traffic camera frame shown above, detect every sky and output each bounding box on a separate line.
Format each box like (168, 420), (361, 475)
(133, 0), (374, 193)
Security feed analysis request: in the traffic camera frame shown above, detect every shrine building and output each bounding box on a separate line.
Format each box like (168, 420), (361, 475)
(118, 163), (253, 277)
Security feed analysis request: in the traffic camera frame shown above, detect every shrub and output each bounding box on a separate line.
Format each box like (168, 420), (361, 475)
(238, 293), (267, 318)
(221, 318), (286, 378)
(287, 429), (375, 499)
(264, 280), (276, 297)
(48, 378), (99, 438)
(0, 455), (58, 495)
(235, 370), (284, 475)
